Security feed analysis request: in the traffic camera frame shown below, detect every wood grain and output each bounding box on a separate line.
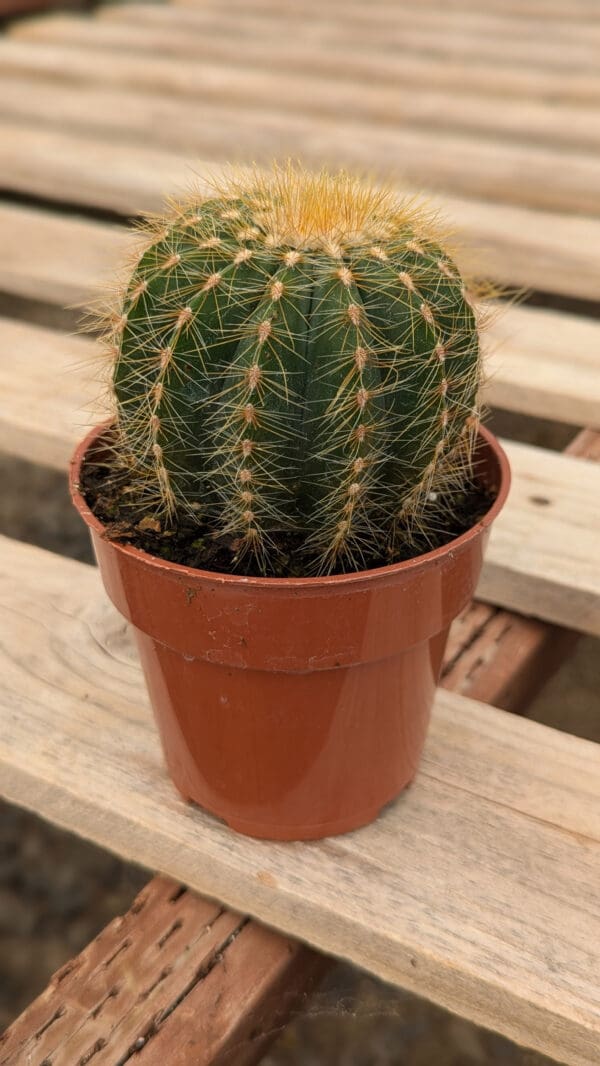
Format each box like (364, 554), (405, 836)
(441, 428), (600, 710)
(477, 439), (600, 635)
(3, 40), (600, 216)
(484, 304), (600, 427)
(5, 38), (600, 156)
(177, 0), (600, 30)
(0, 534), (598, 1065)
(0, 317), (101, 469)
(0, 201), (126, 312)
(14, 13), (600, 112)
(0, 201), (127, 308)
(99, 3), (600, 100)
(96, 1), (600, 78)
(259, 0), (600, 16)
(120, 0), (600, 45)
(0, 876), (327, 1066)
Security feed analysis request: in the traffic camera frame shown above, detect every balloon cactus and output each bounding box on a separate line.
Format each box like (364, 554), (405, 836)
(102, 164), (485, 574)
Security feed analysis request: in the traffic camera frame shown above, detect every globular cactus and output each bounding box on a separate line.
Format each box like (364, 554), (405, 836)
(103, 164), (485, 575)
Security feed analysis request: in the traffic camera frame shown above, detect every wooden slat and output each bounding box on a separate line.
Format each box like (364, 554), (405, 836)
(162, 0), (600, 46)
(179, 0), (600, 18)
(271, 0), (600, 16)
(0, 534), (599, 1065)
(98, 3), (600, 101)
(2, 41), (600, 216)
(7, 25), (600, 155)
(1, 133), (599, 301)
(441, 600), (575, 709)
(441, 429), (600, 708)
(14, 7), (600, 77)
(178, 0), (600, 27)
(0, 202), (127, 308)
(102, 0), (600, 74)
(44, 4), (600, 51)
(0, 876), (327, 1066)
(484, 304), (600, 427)
(476, 439), (600, 635)
(0, 122), (185, 215)
(105, 0), (600, 36)
(0, 317), (100, 469)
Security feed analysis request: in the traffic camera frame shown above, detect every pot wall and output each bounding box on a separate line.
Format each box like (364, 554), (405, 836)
(71, 425), (510, 840)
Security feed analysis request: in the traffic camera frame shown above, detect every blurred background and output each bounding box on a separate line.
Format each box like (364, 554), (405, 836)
(0, 0), (598, 1061)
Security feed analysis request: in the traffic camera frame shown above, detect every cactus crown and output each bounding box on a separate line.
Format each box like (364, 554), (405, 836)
(102, 164), (486, 575)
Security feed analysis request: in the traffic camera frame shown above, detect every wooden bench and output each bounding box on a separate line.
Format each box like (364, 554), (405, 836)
(0, 1), (599, 1063)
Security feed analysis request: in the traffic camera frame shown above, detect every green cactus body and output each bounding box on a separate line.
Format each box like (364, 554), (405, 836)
(107, 167), (482, 574)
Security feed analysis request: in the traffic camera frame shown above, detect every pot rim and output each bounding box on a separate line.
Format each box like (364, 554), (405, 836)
(70, 420), (510, 590)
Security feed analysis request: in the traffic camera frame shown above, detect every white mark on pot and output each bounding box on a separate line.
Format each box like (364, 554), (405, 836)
(219, 695), (229, 705)
(183, 653), (194, 662)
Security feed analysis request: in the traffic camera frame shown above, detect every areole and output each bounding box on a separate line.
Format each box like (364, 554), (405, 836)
(71, 422), (510, 841)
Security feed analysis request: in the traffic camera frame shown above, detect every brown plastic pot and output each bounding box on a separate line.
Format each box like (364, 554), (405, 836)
(70, 423), (510, 841)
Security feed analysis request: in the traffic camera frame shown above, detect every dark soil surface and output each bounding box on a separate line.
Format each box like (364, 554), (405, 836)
(81, 447), (494, 578)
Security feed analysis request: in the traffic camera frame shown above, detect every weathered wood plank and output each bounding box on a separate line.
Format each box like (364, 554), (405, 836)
(484, 304), (600, 427)
(0, 317), (101, 469)
(0, 875), (328, 1066)
(107, 0), (600, 72)
(0, 201), (127, 308)
(99, 4), (600, 100)
(0, 535), (598, 1065)
(1, 135), (599, 301)
(273, 0), (600, 16)
(441, 429), (600, 709)
(477, 439), (600, 635)
(0, 122), (185, 215)
(131, 0), (600, 43)
(3, 50), (600, 185)
(14, 7), (600, 78)
(2, 41), (600, 215)
(175, 0), (600, 26)
(7, 28), (600, 155)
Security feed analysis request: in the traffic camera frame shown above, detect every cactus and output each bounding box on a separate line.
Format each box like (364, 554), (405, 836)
(102, 164), (486, 575)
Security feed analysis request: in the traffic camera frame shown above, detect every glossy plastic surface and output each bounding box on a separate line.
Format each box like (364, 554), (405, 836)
(71, 424), (510, 840)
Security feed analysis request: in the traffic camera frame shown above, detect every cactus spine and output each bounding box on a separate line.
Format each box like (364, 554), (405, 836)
(104, 165), (484, 575)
